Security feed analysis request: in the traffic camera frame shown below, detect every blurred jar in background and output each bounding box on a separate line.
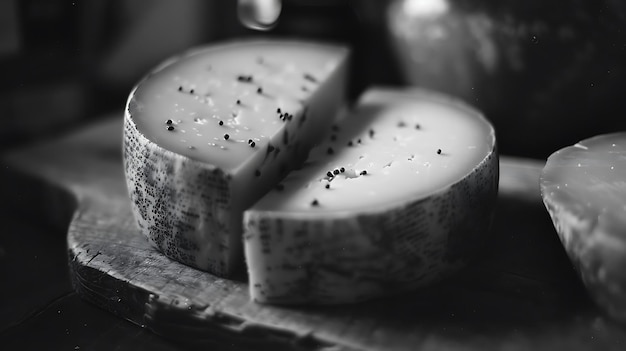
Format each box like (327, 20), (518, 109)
(388, 0), (626, 158)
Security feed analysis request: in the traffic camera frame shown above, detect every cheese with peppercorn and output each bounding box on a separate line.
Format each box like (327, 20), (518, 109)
(244, 88), (499, 304)
(123, 39), (349, 277)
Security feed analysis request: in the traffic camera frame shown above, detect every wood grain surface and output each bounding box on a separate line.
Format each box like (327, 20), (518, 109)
(2, 116), (625, 350)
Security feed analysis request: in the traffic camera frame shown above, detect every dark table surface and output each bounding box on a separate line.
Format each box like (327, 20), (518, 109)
(0, 207), (194, 351)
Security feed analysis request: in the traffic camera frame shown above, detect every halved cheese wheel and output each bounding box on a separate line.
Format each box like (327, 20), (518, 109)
(243, 88), (499, 304)
(123, 39), (349, 276)
(540, 133), (626, 322)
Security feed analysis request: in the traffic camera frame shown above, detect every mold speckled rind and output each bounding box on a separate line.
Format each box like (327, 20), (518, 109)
(243, 91), (499, 305)
(540, 133), (626, 322)
(123, 40), (349, 277)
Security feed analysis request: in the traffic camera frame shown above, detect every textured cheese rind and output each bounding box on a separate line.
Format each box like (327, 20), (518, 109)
(243, 98), (498, 305)
(540, 133), (626, 322)
(123, 40), (349, 277)
(124, 113), (234, 274)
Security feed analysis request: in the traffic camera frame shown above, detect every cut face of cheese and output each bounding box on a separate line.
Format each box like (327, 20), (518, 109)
(253, 90), (493, 213)
(123, 40), (349, 277)
(540, 133), (626, 322)
(131, 43), (346, 170)
(244, 88), (498, 305)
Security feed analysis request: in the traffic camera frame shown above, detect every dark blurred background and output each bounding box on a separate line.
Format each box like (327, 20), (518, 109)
(1, 0), (626, 157)
(2, 1), (626, 349)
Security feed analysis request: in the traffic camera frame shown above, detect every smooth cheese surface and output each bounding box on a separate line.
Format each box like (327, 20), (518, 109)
(542, 133), (626, 225)
(129, 41), (345, 171)
(253, 88), (495, 213)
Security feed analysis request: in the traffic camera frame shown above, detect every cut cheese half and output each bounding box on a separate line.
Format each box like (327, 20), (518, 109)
(123, 39), (349, 277)
(244, 88), (499, 304)
(540, 133), (626, 322)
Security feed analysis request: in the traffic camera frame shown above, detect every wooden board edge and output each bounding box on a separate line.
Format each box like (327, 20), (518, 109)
(68, 243), (357, 351)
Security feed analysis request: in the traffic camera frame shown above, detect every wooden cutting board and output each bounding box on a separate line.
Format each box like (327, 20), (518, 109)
(2, 116), (625, 350)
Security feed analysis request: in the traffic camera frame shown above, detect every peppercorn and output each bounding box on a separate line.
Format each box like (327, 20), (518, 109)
(304, 73), (317, 83)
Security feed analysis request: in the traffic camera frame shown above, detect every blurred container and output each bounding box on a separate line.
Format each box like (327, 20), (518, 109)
(388, 0), (626, 158)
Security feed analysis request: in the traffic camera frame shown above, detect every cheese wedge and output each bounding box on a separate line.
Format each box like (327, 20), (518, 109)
(540, 133), (626, 322)
(123, 40), (349, 276)
(244, 88), (499, 304)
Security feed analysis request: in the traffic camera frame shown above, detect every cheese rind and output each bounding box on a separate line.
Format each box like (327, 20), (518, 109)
(244, 88), (498, 304)
(123, 40), (349, 276)
(540, 133), (626, 322)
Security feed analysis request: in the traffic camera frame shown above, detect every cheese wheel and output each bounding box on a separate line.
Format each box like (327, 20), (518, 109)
(540, 133), (626, 322)
(123, 39), (349, 276)
(244, 88), (499, 304)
